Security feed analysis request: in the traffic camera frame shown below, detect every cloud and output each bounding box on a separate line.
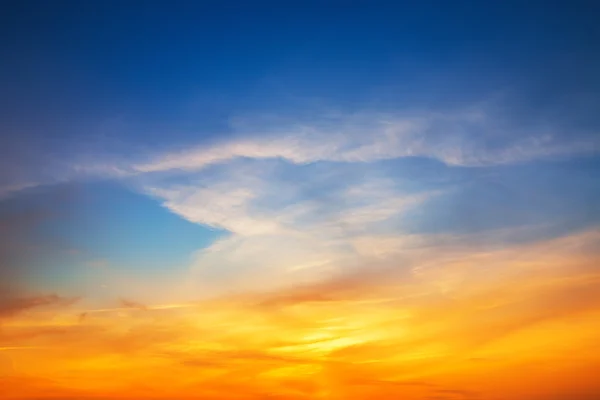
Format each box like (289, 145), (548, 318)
(131, 118), (599, 298)
(0, 294), (79, 319)
(133, 103), (599, 176)
(136, 157), (436, 295)
(0, 184), (81, 321)
(118, 298), (148, 311)
(81, 100), (597, 301)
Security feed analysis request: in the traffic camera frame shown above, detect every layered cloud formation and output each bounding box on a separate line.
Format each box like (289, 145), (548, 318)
(1, 78), (600, 400)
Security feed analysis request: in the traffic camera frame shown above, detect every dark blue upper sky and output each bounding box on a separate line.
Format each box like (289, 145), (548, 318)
(2, 1), (599, 146)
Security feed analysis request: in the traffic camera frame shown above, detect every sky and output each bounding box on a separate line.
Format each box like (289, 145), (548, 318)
(1, 1), (600, 399)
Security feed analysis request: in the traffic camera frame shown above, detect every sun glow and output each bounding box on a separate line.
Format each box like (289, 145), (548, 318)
(2, 232), (600, 399)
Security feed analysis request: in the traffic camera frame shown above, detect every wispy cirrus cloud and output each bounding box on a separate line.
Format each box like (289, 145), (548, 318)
(133, 102), (599, 175)
(137, 157), (436, 295)
(106, 97), (597, 296)
(1, 94), (598, 202)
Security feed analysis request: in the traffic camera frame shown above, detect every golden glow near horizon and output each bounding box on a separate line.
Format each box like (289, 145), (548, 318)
(2, 230), (600, 399)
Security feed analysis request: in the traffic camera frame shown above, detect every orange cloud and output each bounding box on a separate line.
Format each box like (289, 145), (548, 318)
(1, 230), (600, 399)
(0, 294), (79, 319)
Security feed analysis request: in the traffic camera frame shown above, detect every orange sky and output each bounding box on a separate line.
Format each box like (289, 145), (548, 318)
(2, 230), (600, 400)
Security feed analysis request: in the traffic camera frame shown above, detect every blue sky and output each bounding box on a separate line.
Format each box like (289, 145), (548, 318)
(1, 1), (599, 302)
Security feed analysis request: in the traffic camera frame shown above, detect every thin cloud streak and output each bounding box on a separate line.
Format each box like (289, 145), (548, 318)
(134, 105), (600, 175)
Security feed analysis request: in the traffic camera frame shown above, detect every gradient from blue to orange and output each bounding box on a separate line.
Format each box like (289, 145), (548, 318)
(1, 2), (600, 399)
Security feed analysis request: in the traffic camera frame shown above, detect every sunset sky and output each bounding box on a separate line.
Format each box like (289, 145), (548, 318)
(1, 2), (600, 399)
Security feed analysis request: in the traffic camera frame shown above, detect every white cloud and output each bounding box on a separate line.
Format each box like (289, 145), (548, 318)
(132, 106), (599, 176)
(138, 158), (437, 294)
(130, 98), (598, 295)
